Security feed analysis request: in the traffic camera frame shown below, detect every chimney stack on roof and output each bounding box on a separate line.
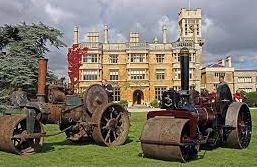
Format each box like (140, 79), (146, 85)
(73, 26), (79, 44)
(129, 32), (140, 43)
(86, 32), (99, 43)
(225, 56), (232, 67)
(104, 25), (109, 44)
(162, 22), (167, 44)
(218, 59), (225, 67)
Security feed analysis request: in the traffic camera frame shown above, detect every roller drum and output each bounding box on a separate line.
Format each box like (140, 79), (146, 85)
(140, 117), (198, 162)
(0, 115), (44, 155)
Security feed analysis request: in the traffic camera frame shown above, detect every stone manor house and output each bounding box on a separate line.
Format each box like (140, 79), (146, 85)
(72, 8), (204, 106)
(70, 8), (256, 106)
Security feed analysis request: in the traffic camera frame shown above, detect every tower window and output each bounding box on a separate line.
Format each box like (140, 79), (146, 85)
(113, 87), (121, 102)
(173, 68), (181, 79)
(129, 69), (146, 80)
(155, 87), (167, 101)
(110, 70), (119, 80)
(156, 69), (165, 80)
(156, 54), (165, 63)
(130, 54), (145, 63)
(109, 54), (118, 64)
(83, 54), (98, 63)
(83, 70), (98, 80)
(214, 72), (225, 78)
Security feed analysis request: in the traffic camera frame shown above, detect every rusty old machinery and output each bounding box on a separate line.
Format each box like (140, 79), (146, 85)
(0, 58), (130, 155)
(140, 47), (252, 162)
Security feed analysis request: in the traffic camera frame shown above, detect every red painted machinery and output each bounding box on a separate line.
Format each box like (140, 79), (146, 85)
(140, 47), (252, 162)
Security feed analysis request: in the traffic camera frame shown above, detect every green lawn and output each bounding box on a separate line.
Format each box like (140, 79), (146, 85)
(0, 110), (257, 167)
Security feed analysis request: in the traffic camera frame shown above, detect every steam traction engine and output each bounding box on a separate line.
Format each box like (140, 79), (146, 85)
(140, 48), (252, 162)
(0, 58), (129, 155)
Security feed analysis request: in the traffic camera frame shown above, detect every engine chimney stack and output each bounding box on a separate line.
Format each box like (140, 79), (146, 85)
(37, 58), (48, 103)
(179, 47), (190, 96)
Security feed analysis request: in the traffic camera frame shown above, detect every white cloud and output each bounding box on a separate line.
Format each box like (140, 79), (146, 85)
(109, 28), (127, 43)
(1, 0), (257, 74)
(202, 16), (230, 44)
(44, 3), (75, 24)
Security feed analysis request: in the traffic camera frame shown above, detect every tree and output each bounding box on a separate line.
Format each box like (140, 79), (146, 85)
(245, 91), (257, 107)
(0, 22), (66, 104)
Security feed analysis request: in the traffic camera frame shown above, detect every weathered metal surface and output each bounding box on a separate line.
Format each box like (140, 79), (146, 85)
(37, 58), (48, 103)
(140, 117), (197, 162)
(83, 84), (108, 115)
(47, 103), (63, 124)
(179, 47), (190, 92)
(225, 102), (252, 148)
(66, 95), (82, 107)
(47, 103), (83, 124)
(59, 105), (85, 141)
(0, 115), (44, 155)
(0, 57), (131, 155)
(47, 85), (66, 104)
(92, 103), (129, 146)
(139, 47), (252, 163)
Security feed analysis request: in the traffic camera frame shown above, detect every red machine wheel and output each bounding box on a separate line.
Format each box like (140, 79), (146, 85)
(225, 102), (252, 148)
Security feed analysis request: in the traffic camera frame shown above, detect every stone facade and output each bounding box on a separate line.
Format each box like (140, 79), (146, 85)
(234, 70), (257, 92)
(73, 8), (204, 106)
(201, 57), (235, 93)
(201, 56), (257, 93)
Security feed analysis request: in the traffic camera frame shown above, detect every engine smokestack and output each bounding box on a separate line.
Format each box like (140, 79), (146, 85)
(179, 47), (190, 92)
(37, 58), (48, 103)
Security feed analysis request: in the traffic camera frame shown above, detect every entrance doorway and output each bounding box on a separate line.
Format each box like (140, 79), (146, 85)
(133, 90), (144, 105)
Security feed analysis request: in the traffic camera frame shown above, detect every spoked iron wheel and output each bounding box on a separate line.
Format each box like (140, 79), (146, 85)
(0, 115), (44, 155)
(225, 102), (252, 148)
(92, 103), (129, 146)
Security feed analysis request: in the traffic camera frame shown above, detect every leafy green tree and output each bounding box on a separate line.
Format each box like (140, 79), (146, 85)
(245, 91), (257, 107)
(0, 22), (66, 104)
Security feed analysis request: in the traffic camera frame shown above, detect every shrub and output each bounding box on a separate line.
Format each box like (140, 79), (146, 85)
(119, 99), (128, 108)
(150, 99), (159, 108)
(0, 105), (7, 115)
(245, 91), (257, 107)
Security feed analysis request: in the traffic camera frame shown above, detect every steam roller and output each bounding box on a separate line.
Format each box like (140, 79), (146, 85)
(140, 47), (252, 162)
(141, 117), (195, 162)
(0, 57), (129, 155)
(0, 114), (44, 155)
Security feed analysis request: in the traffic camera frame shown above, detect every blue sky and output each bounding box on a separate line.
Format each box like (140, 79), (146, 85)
(0, 0), (257, 77)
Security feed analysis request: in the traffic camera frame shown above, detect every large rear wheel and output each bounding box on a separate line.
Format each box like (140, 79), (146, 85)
(92, 103), (130, 146)
(83, 84), (108, 115)
(225, 102), (252, 148)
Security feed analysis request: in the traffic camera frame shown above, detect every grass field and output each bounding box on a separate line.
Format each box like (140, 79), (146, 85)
(0, 110), (257, 167)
